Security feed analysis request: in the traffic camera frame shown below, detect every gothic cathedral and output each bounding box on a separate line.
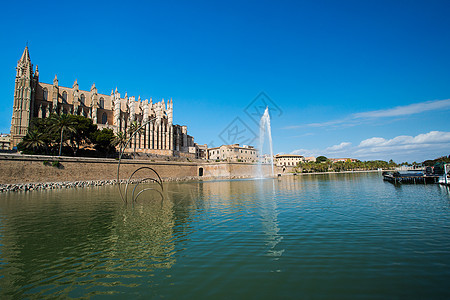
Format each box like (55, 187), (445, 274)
(10, 47), (197, 157)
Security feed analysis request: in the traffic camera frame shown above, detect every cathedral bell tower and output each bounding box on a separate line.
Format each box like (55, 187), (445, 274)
(10, 46), (38, 148)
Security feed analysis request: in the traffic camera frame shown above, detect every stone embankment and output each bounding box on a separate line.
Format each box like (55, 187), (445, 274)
(0, 153), (274, 193)
(0, 180), (119, 192)
(0, 175), (256, 193)
(0, 176), (204, 193)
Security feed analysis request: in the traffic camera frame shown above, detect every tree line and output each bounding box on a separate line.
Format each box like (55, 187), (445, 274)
(422, 155), (450, 166)
(295, 157), (397, 173)
(295, 155), (449, 173)
(17, 114), (128, 157)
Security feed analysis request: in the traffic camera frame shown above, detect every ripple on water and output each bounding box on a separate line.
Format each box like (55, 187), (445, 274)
(0, 174), (450, 298)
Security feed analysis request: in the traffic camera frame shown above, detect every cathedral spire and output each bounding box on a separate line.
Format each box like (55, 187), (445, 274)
(53, 74), (58, 86)
(16, 46), (33, 78)
(18, 46), (31, 65)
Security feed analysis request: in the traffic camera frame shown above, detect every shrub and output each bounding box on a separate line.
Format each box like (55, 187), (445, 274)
(43, 160), (51, 166)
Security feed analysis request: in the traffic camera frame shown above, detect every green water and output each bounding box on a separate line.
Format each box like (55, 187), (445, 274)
(1, 173), (450, 299)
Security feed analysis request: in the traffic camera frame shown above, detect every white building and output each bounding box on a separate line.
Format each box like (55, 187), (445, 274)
(275, 154), (305, 167)
(207, 144), (257, 162)
(0, 134), (10, 150)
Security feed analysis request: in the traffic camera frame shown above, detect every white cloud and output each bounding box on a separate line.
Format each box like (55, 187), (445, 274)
(326, 142), (352, 151)
(290, 131), (450, 162)
(284, 99), (450, 130)
(291, 148), (320, 157)
(289, 132), (315, 138)
(353, 99), (450, 119)
(358, 131), (450, 148)
(358, 137), (387, 148)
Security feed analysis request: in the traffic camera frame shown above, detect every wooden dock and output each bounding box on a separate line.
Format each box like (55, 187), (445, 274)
(382, 172), (439, 184)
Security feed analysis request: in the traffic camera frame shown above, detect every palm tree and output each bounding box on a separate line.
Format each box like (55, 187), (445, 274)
(20, 129), (46, 153)
(49, 114), (77, 156)
(127, 121), (144, 158)
(113, 131), (127, 152)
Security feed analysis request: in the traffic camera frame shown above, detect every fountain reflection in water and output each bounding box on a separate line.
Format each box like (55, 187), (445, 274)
(257, 107), (274, 178)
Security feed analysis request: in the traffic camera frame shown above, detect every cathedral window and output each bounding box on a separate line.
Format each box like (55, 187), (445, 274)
(80, 94), (85, 105)
(43, 88), (48, 101)
(101, 113), (107, 124)
(62, 91), (68, 103)
(99, 97), (104, 108)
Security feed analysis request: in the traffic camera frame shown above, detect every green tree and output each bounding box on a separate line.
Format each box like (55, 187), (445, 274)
(48, 114), (77, 156)
(68, 115), (98, 156)
(113, 131), (127, 151)
(316, 156), (328, 163)
(92, 128), (116, 156)
(26, 117), (56, 154)
(423, 156), (450, 166)
(17, 129), (46, 154)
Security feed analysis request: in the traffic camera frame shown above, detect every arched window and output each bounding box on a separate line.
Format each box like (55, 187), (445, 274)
(43, 88), (48, 101)
(63, 108), (68, 115)
(62, 91), (68, 103)
(99, 97), (104, 108)
(101, 112), (107, 124)
(80, 94), (85, 105)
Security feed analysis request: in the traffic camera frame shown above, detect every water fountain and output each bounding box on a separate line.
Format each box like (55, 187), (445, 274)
(256, 107), (275, 178)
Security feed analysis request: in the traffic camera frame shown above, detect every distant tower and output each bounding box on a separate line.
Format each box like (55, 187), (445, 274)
(51, 74), (59, 113)
(90, 83), (98, 123)
(72, 79), (79, 115)
(10, 46), (37, 148)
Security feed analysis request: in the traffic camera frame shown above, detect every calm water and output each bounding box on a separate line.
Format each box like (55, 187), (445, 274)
(1, 173), (450, 299)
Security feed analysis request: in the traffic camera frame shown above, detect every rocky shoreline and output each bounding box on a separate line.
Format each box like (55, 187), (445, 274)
(0, 171), (384, 193)
(0, 175), (263, 193)
(1, 176), (263, 193)
(0, 177), (204, 193)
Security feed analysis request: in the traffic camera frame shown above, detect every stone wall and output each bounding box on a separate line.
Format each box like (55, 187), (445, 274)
(0, 154), (276, 185)
(0, 154), (198, 184)
(201, 162), (274, 178)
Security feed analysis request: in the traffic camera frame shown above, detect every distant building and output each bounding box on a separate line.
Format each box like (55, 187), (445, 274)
(0, 134), (10, 150)
(195, 144), (208, 159)
(207, 144), (257, 162)
(258, 154), (273, 164)
(275, 154), (305, 167)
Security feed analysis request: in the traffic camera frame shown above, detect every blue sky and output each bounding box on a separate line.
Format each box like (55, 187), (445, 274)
(1, 0), (449, 163)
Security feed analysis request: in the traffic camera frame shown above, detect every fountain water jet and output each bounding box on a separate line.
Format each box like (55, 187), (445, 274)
(256, 107), (274, 178)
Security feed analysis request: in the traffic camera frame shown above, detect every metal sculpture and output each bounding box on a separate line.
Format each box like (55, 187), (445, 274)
(117, 117), (164, 203)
